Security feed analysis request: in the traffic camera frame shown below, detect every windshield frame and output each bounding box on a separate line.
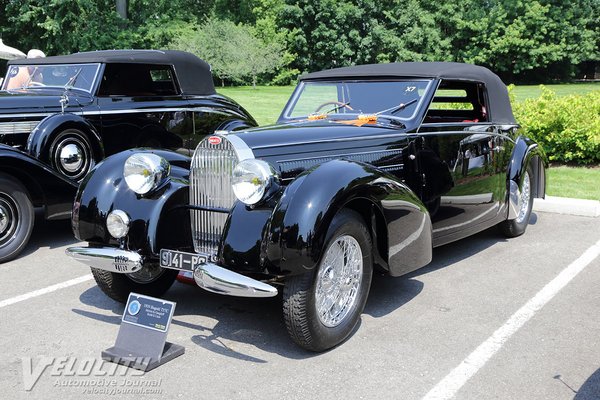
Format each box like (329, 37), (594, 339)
(1, 62), (102, 93)
(279, 78), (435, 122)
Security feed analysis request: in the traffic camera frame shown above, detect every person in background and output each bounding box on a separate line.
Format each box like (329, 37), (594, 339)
(5, 49), (45, 89)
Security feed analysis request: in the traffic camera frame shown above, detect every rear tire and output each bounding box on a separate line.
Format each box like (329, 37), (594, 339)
(91, 265), (178, 303)
(283, 209), (373, 351)
(499, 164), (534, 238)
(0, 176), (34, 263)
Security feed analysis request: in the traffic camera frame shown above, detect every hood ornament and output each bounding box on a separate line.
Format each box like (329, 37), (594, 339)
(59, 93), (69, 113)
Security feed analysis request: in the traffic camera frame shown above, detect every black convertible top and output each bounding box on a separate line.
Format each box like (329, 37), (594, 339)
(7, 50), (215, 95)
(301, 62), (515, 124)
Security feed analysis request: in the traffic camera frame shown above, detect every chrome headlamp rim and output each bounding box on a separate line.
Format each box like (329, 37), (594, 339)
(231, 159), (277, 205)
(106, 209), (130, 239)
(123, 153), (170, 195)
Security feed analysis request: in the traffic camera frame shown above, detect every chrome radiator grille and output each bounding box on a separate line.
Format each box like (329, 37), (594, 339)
(190, 137), (239, 255)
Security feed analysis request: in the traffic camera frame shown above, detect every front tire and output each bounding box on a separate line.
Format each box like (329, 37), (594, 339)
(0, 175), (34, 263)
(91, 264), (178, 303)
(283, 209), (373, 351)
(499, 165), (534, 238)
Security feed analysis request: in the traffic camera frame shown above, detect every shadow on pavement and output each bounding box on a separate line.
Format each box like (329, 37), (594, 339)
(71, 225), (516, 361)
(19, 210), (77, 258)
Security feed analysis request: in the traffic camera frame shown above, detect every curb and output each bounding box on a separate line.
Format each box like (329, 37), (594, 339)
(533, 196), (600, 218)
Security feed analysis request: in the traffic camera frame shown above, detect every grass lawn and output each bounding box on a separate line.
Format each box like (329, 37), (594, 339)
(218, 86), (294, 126)
(547, 166), (600, 200)
(511, 82), (600, 102)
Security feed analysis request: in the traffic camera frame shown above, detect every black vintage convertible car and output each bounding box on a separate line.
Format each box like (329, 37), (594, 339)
(0, 50), (256, 262)
(67, 62), (547, 351)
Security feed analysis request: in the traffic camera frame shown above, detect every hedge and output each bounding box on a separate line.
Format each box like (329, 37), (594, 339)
(510, 86), (600, 164)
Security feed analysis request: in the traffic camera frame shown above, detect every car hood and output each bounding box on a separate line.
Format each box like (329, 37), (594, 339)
(233, 119), (409, 158)
(0, 89), (91, 115)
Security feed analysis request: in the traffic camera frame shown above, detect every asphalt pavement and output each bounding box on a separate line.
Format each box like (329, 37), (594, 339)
(1, 208), (599, 400)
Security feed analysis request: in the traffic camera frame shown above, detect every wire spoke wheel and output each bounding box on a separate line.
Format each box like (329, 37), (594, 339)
(315, 235), (363, 327)
(516, 171), (531, 224)
(283, 209), (373, 351)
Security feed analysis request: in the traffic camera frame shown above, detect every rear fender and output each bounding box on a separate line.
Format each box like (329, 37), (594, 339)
(508, 135), (548, 198)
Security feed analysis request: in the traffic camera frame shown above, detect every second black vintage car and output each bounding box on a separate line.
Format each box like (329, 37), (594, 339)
(0, 50), (256, 261)
(67, 62), (547, 351)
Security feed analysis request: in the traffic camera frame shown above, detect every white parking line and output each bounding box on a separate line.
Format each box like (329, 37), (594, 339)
(0, 274), (93, 309)
(423, 238), (600, 400)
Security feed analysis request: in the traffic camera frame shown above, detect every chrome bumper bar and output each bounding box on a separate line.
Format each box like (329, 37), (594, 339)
(65, 246), (278, 298)
(193, 263), (278, 298)
(66, 246), (143, 273)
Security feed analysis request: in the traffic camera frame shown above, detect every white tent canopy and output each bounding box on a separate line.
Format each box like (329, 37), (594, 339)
(0, 39), (26, 60)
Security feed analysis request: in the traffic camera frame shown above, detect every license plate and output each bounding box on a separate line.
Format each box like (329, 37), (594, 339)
(160, 249), (206, 272)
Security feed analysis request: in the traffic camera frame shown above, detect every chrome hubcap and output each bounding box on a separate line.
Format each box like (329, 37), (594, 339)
(0, 206), (8, 233)
(53, 135), (92, 181)
(0, 196), (18, 245)
(315, 235), (363, 327)
(59, 143), (84, 173)
(516, 171), (531, 223)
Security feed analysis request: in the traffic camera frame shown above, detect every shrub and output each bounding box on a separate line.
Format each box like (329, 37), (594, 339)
(511, 86), (600, 164)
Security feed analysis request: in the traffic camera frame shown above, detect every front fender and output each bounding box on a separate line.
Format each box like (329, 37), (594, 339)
(259, 159), (432, 277)
(0, 144), (77, 219)
(508, 136), (548, 199)
(74, 149), (192, 257)
(26, 113), (104, 162)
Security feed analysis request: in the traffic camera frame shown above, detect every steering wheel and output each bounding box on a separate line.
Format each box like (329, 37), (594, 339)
(28, 81), (46, 87)
(315, 101), (354, 113)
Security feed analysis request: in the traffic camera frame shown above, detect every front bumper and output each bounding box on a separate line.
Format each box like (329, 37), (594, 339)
(65, 246), (278, 298)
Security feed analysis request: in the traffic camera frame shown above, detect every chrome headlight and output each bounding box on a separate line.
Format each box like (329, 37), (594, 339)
(106, 209), (130, 239)
(232, 159), (275, 205)
(124, 153), (170, 195)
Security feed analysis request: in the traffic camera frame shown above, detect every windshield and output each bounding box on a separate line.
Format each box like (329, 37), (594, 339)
(284, 79), (433, 120)
(1, 63), (100, 92)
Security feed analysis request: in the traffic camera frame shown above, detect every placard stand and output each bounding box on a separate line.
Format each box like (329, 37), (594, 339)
(102, 293), (184, 372)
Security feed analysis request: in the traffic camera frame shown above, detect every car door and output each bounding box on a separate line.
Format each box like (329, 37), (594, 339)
(416, 81), (511, 246)
(94, 63), (192, 156)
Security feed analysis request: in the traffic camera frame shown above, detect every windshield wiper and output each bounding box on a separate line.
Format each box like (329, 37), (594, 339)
(323, 101), (352, 114)
(374, 98), (419, 116)
(65, 67), (82, 89)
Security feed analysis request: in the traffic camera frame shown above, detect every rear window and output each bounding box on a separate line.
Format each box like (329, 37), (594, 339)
(98, 64), (178, 96)
(424, 81), (488, 123)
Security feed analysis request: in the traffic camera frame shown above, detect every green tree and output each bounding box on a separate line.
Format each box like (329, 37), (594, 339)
(171, 16), (283, 86)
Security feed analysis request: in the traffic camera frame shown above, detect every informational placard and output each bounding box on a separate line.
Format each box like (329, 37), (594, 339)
(122, 293), (175, 332)
(102, 293), (184, 372)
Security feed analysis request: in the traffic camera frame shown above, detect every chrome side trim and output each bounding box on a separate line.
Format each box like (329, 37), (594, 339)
(65, 246), (143, 273)
(0, 106), (219, 120)
(193, 262), (278, 297)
